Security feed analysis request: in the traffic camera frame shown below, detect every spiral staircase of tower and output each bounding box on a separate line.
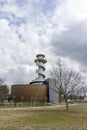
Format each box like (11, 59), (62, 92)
(35, 54), (47, 80)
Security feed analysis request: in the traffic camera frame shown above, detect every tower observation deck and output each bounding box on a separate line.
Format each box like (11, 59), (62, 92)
(34, 54), (47, 81)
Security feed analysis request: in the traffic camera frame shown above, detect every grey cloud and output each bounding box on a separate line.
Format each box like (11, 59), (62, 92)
(51, 20), (87, 66)
(4, 66), (36, 85)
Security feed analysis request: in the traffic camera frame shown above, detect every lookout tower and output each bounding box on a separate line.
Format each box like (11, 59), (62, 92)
(35, 54), (47, 81)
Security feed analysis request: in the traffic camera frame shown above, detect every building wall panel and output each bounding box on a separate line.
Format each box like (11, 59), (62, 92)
(11, 84), (48, 102)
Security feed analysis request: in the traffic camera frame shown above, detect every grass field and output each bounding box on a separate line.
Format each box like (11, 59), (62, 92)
(0, 103), (87, 130)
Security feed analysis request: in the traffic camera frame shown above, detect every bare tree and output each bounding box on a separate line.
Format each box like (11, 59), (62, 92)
(50, 59), (82, 111)
(75, 82), (87, 99)
(0, 78), (9, 104)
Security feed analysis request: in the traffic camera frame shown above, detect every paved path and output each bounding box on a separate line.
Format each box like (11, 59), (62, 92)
(0, 104), (77, 111)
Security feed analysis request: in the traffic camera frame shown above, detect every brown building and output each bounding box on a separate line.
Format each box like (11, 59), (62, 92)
(11, 54), (59, 103)
(11, 84), (48, 102)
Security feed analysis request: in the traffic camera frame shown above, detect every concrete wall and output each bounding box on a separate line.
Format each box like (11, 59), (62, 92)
(11, 84), (48, 102)
(45, 78), (59, 103)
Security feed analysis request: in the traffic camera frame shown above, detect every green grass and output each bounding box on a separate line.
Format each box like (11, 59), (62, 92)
(0, 102), (47, 108)
(0, 103), (87, 130)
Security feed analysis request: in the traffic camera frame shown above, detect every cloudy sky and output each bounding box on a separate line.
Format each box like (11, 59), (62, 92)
(0, 0), (87, 88)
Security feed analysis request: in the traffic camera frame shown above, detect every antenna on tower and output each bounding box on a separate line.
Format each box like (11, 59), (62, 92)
(34, 54), (47, 81)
